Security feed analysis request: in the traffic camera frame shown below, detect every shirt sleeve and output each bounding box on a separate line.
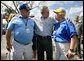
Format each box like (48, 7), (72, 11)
(66, 21), (78, 38)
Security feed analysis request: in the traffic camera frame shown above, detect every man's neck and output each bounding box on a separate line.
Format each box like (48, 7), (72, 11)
(41, 16), (48, 19)
(23, 17), (28, 19)
(20, 15), (29, 19)
(56, 18), (65, 22)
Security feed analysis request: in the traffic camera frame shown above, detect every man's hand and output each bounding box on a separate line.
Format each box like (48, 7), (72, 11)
(6, 43), (12, 52)
(66, 49), (75, 59)
(67, 35), (77, 59)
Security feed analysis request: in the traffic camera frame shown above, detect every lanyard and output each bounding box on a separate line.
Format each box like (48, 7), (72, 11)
(22, 18), (28, 29)
(19, 16), (29, 29)
(22, 18), (30, 33)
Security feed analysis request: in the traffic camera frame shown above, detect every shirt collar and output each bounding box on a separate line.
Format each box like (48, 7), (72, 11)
(56, 18), (65, 23)
(41, 16), (48, 19)
(19, 15), (30, 20)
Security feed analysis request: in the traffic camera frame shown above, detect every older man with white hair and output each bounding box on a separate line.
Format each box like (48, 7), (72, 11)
(33, 6), (55, 60)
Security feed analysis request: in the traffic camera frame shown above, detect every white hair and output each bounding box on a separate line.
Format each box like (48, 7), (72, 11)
(41, 6), (49, 12)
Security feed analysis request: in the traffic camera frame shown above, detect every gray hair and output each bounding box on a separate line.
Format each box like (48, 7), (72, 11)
(41, 6), (49, 12)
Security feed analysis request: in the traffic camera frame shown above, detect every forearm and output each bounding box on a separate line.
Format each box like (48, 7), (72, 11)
(70, 36), (78, 50)
(6, 30), (11, 45)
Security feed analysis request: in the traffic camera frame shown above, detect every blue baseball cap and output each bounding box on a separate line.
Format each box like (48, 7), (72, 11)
(19, 3), (31, 11)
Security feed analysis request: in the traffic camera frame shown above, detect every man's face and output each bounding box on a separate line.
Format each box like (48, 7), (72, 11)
(20, 9), (30, 18)
(55, 13), (62, 20)
(55, 12), (65, 21)
(41, 8), (49, 18)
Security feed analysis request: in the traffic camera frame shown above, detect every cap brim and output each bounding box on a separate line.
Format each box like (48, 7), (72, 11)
(53, 11), (60, 14)
(26, 8), (31, 11)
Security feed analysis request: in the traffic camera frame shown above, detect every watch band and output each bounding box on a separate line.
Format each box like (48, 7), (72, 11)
(69, 49), (74, 52)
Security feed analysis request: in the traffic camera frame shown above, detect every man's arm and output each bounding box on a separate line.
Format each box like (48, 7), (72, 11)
(70, 36), (78, 50)
(66, 20), (78, 59)
(5, 16), (15, 51)
(66, 20), (78, 50)
(66, 35), (78, 59)
(6, 30), (12, 51)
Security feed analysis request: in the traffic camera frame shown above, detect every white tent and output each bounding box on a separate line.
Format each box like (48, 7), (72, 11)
(79, 11), (83, 22)
(79, 11), (83, 17)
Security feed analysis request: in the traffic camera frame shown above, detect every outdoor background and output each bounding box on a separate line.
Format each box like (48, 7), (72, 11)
(1, 1), (83, 60)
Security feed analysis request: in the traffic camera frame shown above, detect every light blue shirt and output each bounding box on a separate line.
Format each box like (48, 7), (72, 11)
(53, 18), (77, 43)
(7, 15), (35, 45)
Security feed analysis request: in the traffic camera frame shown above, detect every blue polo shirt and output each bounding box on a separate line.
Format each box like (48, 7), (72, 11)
(53, 18), (77, 43)
(7, 15), (34, 45)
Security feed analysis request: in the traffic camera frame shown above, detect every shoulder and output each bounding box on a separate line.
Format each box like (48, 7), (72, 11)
(34, 16), (41, 21)
(29, 18), (34, 22)
(49, 17), (54, 19)
(64, 18), (76, 28)
(65, 18), (74, 24)
(48, 17), (55, 21)
(48, 17), (56, 23)
(9, 15), (23, 24)
(32, 16), (41, 23)
(28, 18), (35, 25)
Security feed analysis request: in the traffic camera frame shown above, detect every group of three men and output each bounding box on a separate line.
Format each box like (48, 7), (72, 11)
(6, 3), (78, 60)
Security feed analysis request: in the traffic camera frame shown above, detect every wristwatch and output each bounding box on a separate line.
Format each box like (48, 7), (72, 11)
(69, 49), (74, 52)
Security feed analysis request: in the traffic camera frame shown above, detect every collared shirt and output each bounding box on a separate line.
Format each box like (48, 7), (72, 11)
(7, 15), (35, 45)
(34, 16), (55, 36)
(53, 18), (77, 43)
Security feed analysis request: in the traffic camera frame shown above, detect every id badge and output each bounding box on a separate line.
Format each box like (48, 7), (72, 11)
(26, 28), (30, 33)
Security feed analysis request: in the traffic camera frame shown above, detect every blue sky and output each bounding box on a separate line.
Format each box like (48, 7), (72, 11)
(30, 1), (83, 19)
(49, 1), (83, 10)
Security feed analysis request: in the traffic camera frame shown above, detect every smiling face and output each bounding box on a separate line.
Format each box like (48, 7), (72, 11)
(55, 13), (62, 21)
(41, 6), (49, 18)
(20, 9), (30, 18)
(55, 11), (66, 21)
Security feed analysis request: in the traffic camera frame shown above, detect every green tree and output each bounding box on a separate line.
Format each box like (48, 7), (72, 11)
(5, 8), (16, 15)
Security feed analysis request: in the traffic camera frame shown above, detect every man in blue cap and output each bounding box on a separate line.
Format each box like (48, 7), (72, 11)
(53, 8), (78, 60)
(6, 3), (34, 60)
